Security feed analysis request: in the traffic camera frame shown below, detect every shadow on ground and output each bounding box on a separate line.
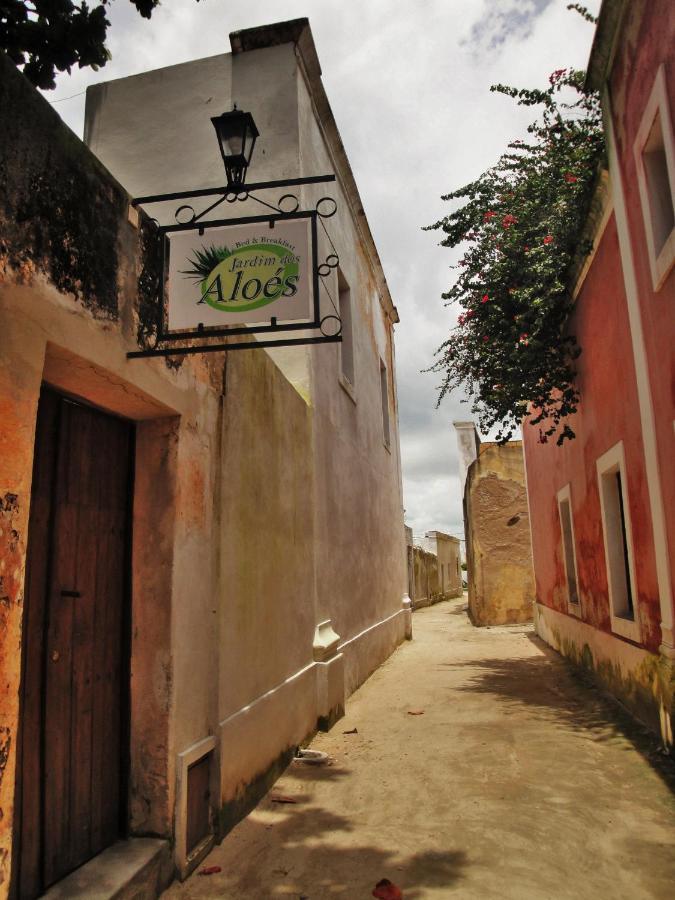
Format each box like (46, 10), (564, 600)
(223, 797), (468, 898)
(283, 763), (353, 785)
(441, 632), (675, 792)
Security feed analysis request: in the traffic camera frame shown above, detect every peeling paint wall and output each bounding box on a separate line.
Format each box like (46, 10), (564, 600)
(464, 441), (534, 626)
(521, 0), (674, 746)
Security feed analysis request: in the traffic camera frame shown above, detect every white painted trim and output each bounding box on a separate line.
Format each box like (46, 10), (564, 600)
(175, 735), (217, 878)
(604, 91), (674, 654)
(338, 371), (357, 404)
(596, 441), (640, 642)
(338, 608), (403, 653)
(572, 180), (613, 301)
(632, 65), (675, 291)
(218, 661), (316, 728)
(556, 484), (582, 617)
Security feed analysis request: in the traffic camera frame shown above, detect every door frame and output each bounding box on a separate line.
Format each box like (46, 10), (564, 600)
(12, 386), (135, 897)
(10, 345), (181, 897)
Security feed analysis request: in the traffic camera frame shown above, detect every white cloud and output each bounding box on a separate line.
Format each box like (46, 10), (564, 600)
(41, 0), (600, 537)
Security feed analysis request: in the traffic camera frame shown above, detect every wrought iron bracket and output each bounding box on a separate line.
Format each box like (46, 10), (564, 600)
(128, 175), (342, 359)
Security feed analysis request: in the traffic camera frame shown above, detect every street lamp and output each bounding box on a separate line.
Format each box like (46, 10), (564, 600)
(211, 106), (259, 189)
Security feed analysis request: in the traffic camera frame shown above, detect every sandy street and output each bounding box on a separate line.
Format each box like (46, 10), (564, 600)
(163, 598), (675, 900)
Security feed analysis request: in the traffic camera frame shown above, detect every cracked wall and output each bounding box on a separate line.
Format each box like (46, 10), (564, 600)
(464, 442), (535, 626)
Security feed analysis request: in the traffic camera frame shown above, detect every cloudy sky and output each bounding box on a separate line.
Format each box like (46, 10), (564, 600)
(44, 0), (600, 543)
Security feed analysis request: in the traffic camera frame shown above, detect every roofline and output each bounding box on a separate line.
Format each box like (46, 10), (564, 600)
(229, 19), (399, 324)
(585, 0), (629, 92)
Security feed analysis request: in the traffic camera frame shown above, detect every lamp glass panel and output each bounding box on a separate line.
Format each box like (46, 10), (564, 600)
(218, 125), (244, 160)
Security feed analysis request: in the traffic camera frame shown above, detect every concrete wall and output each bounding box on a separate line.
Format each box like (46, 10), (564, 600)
(522, 0), (674, 745)
(0, 21), (408, 893)
(464, 439), (535, 626)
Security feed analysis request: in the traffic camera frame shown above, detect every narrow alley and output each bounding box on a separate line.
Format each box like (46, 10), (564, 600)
(163, 599), (675, 900)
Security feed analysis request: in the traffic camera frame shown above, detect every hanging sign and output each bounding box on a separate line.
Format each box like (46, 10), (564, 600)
(166, 217), (313, 331)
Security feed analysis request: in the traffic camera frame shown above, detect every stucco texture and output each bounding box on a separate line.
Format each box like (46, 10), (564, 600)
(464, 442), (534, 626)
(0, 25), (408, 893)
(608, 0), (675, 626)
(521, 0), (674, 746)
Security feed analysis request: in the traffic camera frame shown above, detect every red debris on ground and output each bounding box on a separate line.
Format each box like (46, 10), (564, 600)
(198, 865), (222, 876)
(372, 877), (403, 899)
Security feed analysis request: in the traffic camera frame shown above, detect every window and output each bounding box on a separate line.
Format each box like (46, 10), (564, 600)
(597, 442), (640, 641)
(557, 485), (580, 613)
(337, 269), (355, 386)
(634, 65), (675, 290)
(380, 359), (390, 449)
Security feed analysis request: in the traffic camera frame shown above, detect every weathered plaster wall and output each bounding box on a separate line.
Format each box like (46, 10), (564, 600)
(608, 0), (675, 626)
(217, 348), (318, 807)
(404, 533), (462, 610)
(0, 19), (408, 894)
(411, 546), (440, 610)
(464, 441), (534, 626)
(522, 0), (674, 746)
(433, 533), (463, 600)
(523, 216), (660, 646)
(0, 50), (228, 890)
(534, 603), (672, 744)
(294, 54), (408, 695)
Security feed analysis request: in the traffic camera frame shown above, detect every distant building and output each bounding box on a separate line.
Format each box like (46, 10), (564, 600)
(454, 423), (534, 626)
(522, 0), (674, 745)
(405, 529), (462, 609)
(0, 19), (409, 895)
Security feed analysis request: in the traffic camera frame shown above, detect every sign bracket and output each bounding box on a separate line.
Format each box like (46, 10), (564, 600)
(128, 175), (342, 359)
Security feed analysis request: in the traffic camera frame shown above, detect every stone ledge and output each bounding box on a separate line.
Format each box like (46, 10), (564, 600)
(42, 838), (172, 900)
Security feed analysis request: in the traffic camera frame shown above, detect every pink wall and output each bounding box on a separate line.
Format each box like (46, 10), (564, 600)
(608, 0), (675, 611)
(524, 0), (674, 656)
(523, 215), (662, 653)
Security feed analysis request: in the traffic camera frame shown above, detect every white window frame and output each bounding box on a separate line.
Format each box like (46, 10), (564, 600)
(379, 358), (391, 451)
(633, 64), (675, 291)
(596, 442), (640, 642)
(175, 734), (216, 876)
(557, 484), (582, 617)
(337, 268), (356, 403)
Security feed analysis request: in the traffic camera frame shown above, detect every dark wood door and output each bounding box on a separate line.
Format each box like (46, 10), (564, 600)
(14, 388), (133, 898)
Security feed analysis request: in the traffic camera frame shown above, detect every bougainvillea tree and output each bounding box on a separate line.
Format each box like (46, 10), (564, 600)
(427, 66), (604, 444)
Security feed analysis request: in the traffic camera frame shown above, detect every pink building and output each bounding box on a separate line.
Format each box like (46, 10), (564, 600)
(523, 0), (674, 745)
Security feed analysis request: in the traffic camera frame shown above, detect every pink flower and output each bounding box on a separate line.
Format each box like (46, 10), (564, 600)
(564, 173), (578, 183)
(481, 294), (489, 303)
(543, 235), (554, 245)
(519, 333), (529, 345)
(483, 335), (489, 343)
(483, 210), (497, 222)
(502, 213), (518, 229)
(466, 309), (476, 320)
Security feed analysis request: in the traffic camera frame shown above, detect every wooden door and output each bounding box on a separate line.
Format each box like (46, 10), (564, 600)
(13, 388), (133, 898)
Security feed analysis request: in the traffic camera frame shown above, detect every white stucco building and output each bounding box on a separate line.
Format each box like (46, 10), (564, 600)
(0, 19), (409, 897)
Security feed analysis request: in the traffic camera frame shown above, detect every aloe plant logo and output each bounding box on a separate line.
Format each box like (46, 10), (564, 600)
(181, 241), (300, 313)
